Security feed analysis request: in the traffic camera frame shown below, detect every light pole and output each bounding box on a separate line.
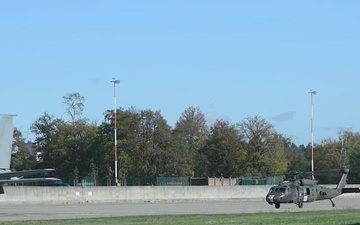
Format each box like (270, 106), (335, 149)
(308, 89), (316, 179)
(111, 78), (120, 186)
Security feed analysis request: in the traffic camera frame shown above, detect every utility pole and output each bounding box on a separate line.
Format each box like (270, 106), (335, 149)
(308, 89), (316, 179)
(111, 78), (120, 186)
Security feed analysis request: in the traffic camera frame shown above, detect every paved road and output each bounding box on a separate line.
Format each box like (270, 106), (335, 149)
(0, 197), (359, 221)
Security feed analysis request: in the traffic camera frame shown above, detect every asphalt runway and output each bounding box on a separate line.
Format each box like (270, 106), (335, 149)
(0, 197), (359, 221)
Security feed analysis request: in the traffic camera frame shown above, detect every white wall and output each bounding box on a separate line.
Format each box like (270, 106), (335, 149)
(0, 185), (358, 204)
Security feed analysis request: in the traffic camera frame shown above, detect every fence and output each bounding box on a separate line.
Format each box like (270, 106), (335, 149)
(55, 176), (285, 187)
(238, 176), (284, 185)
(156, 177), (189, 186)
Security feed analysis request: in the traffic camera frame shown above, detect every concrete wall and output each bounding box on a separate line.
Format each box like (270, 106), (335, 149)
(0, 185), (270, 204)
(0, 185), (359, 204)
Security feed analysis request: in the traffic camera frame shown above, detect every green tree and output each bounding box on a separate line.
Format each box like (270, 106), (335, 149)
(202, 119), (246, 177)
(175, 106), (208, 148)
(31, 112), (66, 173)
(102, 108), (140, 183)
(169, 130), (196, 176)
(10, 128), (36, 170)
(237, 115), (289, 177)
(341, 130), (360, 183)
(174, 106), (208, 176)
(91, 120), (114, 183)
(132, 109), (173, 184)
(103, 108), (176, 184)
(61, 119), (98, 181)
(313, 138), (342, 183)
(31, 111), (100, 183)
(287, 144), (308, 173)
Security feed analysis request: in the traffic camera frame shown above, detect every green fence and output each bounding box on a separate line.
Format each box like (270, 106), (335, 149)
(266, 176), (284, 185)
(238, 176), (284, 185)
(156, 177), (189, 186)
(238, 178), (266, 185)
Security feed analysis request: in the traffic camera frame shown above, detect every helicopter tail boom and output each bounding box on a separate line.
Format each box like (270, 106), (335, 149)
(335, 168), (349, 191)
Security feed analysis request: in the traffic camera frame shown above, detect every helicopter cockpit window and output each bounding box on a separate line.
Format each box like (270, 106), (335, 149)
(278, 188), (286, 194)
(268, 187), (275, 194)
(270, 187), (288, 195)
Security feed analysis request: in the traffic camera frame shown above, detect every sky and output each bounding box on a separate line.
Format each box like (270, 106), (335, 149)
(1, 1), (359, 145)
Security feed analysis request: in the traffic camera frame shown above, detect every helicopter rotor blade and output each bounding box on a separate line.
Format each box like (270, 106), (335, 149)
(302, 169), (339, 175)
(286, 168), (346, 176)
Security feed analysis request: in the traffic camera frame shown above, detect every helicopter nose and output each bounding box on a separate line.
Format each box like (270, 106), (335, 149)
(273, 194), (285, 201)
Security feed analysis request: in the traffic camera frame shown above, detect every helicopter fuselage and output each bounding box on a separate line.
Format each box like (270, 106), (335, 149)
(266, 168), (349, 208)
(266, 182), (342, 208)
(266, 168), (349, 209)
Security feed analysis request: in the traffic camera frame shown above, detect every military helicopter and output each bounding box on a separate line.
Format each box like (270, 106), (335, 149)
(266, 168), (358, 209)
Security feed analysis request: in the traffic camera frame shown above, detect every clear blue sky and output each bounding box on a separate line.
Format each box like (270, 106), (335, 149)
(1, 1), (359, 145)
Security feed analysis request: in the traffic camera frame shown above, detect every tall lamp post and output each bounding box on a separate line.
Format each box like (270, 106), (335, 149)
(111, 78), (120, 186)
(309, 89), (316, 179)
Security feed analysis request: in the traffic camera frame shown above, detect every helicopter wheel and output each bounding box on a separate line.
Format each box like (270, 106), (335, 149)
(298, 202), (303, 208)
(330, 199), (335, 207)
(275, 203), (280, 209)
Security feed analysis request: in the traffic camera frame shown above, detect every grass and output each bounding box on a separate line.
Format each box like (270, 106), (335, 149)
(1, 209), (360, 225)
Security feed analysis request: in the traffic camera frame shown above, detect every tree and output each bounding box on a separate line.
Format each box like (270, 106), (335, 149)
(30, 112), (66, 172)
(287, 144), (308, 173)
(91, 120), (114, 183)
(169, 130), (196, 176)
(62, 92), (85, 126)
(31, 112), (100, 183)
(10, 128), (36, 171)
(102, 108), (140, 183)
(341, 130), (360, 183)
(104, 108), (176, 184)
(175, 106), (208, 148)
(313, 138), (342, 183)
(61, 119), (99, 181)
(174, 106), (209, 176)
(203, 119), (246, 177)
(237, 115), (289, 177)
(132, 109), (173, 183)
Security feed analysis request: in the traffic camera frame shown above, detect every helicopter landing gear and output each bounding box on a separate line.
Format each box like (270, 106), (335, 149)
(330, 199), (335, 207)
(275, 203), (280, 209)
(298, 201), (303, 208)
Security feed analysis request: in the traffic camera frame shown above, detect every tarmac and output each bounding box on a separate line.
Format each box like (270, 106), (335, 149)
(0, 197), (359, 221)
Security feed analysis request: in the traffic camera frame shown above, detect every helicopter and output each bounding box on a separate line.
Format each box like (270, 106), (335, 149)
(265, 168), (359, 209)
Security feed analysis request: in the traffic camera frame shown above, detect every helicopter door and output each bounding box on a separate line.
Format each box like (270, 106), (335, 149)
(303, 187), (309, 202)
(296, 187), (304, 203)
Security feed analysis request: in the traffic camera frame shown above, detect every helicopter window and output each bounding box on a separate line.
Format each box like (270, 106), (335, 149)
(268, 187), (275, 194)
(272, 187), (287, 194)
(278, 188), (286, 194)
(286, 187), (292, 194)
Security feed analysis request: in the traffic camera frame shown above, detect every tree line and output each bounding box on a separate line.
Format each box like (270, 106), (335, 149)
(10, 93), (360, 185)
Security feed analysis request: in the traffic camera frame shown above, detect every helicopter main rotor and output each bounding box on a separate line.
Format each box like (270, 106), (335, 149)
(285, 168), (347, 180)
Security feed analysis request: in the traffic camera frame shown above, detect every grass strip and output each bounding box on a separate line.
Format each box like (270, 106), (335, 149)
(1, 209), (360, 225)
